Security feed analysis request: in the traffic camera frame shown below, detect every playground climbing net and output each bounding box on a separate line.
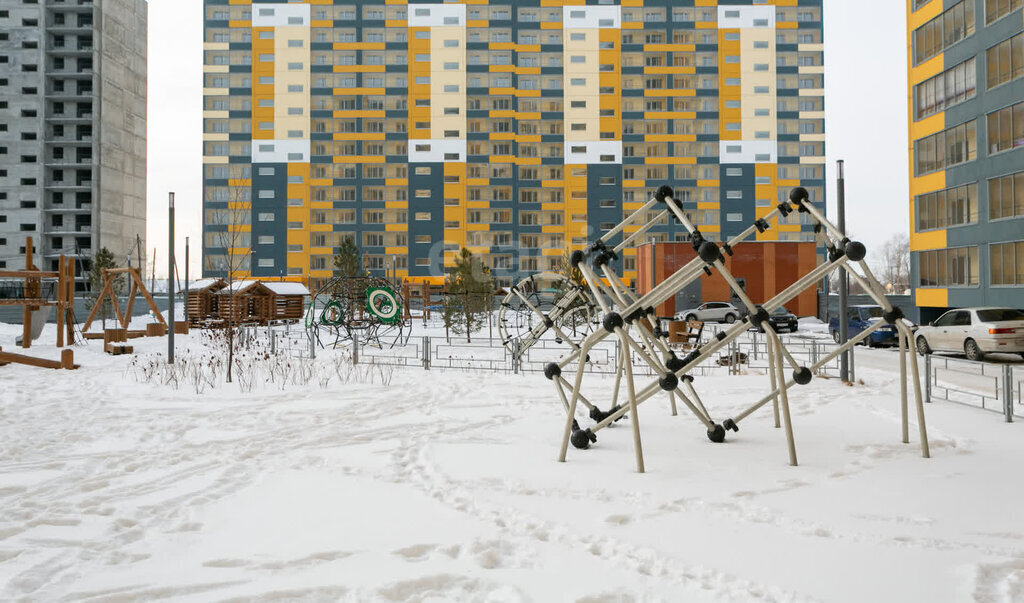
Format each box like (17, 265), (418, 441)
(305, 275), (410, 350)
(544, 185), (930, 472)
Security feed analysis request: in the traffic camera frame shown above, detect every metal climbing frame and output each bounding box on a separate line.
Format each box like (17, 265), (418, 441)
(497, 272), (598, 360)
(305, 275), (410, 350)
(548, 185), (930, 473)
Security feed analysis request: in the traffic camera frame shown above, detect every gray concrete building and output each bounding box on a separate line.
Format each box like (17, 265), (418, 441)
(0, 0), (146, 290)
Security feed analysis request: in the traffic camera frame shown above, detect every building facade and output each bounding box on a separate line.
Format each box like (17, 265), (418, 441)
(202, 0), (825, 290)
(908, 0), (1024, 322)
(0, 0), (147, 288)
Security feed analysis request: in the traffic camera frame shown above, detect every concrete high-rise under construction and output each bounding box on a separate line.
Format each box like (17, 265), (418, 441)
(0, 0), (147, 288)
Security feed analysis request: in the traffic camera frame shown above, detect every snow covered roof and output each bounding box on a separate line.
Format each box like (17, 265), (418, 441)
(263, 282), (310, 296)
(190, 278), (226, 291)
(218, 280), (270, 295)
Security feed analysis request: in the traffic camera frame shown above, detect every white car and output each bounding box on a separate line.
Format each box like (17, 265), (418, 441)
(674, 302), (740, 324)
(915, 307), (1024, 361)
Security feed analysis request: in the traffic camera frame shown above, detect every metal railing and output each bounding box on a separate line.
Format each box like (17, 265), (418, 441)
(924, 355), (1021, 422)
(351, 328), (842, 380)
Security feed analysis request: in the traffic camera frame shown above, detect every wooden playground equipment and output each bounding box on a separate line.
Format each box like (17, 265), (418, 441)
(186, 280), (309, 327)
(81, 266), (166, 334)
(0, 237), (78, 369)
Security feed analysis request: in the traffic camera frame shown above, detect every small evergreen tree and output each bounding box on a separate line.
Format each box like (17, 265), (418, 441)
(333, 237), (362, 277)
(444, 248), (493, 343)
(86, 247), (120, 328)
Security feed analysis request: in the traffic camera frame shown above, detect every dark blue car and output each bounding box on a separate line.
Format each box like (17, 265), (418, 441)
(828, 305), (899, 347)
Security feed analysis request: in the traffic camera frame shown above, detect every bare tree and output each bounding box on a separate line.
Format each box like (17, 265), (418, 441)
(878, 232), (911, 294)
(211, 180), (253, 384)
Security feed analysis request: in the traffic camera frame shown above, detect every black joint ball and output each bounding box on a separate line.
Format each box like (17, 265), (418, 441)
(813, 223), (823, 234)
(691, 231), (706, 252)
(750, 306), (770, 328)
(646, 306), (656, 316)
(590, 406), (608, 422)
(828, 245), (845, 263)
(789, 186), (810, 205)
(681, 374), (695, 384)
(707, 424), (727, 443)
(777, 202), (792, 217)
(544, 362), (561, 380)
(793, 367), (813, 385)
(592, 251), (610, 269)
(883, 306), (905, 325)
(683, 350), (701, 365)
(570, 249), (585, 268)
(659, 372), (679, 391)
(602, 312), (624, 333)
(665, 354), (685, 372)
(543, 316), (554, 328)
(655, 184), (673, 203)
(845, 241), (867, 262)
(723, 418), (739, 433)
(755, 218), (771, 233)
(698, 241), (721, 264)
(716, 331), (727, 342)
(571, 428), (597, 450)
(625, 308), (643, 324)
(722, 242), (734, 257)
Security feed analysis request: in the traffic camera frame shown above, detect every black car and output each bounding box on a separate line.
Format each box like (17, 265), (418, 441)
(766, 306), (799, 333)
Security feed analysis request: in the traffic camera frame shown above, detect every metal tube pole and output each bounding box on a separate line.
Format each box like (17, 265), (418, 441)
(837, 160), (848, 382)
(899, 327), (909, 443)
(184, 236), (190, 330)
(168, 192), (175, 364)
(768, 329), (798, 466)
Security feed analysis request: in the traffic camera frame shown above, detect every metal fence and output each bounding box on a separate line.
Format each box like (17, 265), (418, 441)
(353, 327), (842, 380)
(924, 355), (1022, 422)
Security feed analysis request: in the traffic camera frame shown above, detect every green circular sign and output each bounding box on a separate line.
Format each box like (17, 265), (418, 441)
(366, 287), (401, 324)
(319, 300), (345, 326)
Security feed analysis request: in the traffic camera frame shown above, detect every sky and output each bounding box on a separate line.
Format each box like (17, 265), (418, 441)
(145, 0), (909, 279)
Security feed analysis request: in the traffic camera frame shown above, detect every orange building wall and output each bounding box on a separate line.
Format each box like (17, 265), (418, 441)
(636, 242), (820, 317)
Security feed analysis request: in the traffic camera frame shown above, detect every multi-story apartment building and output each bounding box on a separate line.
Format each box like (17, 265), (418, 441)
(908, 0), (1024, 322)
(202, 0), (824, 289)
(0, 0), (147, 288)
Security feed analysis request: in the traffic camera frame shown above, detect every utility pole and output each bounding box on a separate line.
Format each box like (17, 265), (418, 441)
(168, 192), (175, 364)
(184, 237), (190, 329)
(837, 160), (849, 382)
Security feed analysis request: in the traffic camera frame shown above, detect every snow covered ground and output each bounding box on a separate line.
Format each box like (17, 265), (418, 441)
(1, 320), (1023, 602)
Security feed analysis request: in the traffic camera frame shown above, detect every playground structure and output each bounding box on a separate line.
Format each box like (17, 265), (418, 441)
(81, 266), (165, 334)
(306, 275), (410, 349)
(0, 237), (78, 369)
(498, 272), (597, 360)
(545, 185), (929, 472)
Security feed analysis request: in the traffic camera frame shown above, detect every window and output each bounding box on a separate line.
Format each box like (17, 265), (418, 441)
(914, 58), (976, 119)
(918, 247), (979, 287)
(987, 101), (1024, 154)
(914, 120), (976, 175)
(916, 183), (978, 230)
(990, 241), (1024, 285)
(986, 32), (1023, 90)
(989, 170), (1024, 220)
(986, 0), (1023, 24)
(913, 1), (975, 66)
(726, 213), (743, 222)
(257, 213), (275, 222)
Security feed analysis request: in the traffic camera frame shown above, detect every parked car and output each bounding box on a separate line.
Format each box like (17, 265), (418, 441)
(766, 306), (799, 333)
(828, 305), (899, 348)
(675, 302), (740, 324)
(915, 307), (1024, 361)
